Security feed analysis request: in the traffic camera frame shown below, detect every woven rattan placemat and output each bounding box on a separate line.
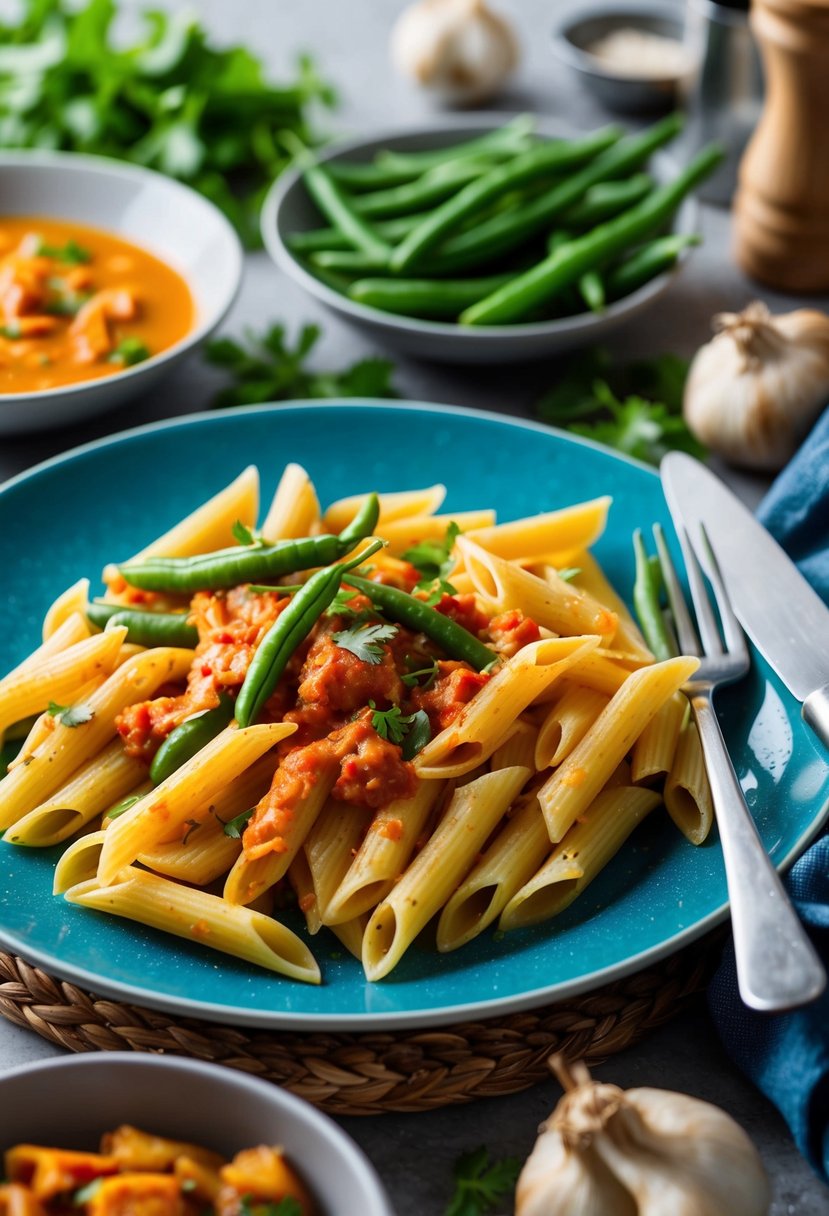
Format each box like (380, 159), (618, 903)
(0, 936), (721, 1115)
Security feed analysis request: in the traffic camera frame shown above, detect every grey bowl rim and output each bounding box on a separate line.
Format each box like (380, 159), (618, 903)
(261, 113), (699, 343)
(0, 1052), (395, 1216)
(551, 4), (689, 84)
(0, 148), (244, 407)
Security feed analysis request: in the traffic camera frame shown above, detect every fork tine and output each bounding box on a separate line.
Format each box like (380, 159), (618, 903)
(676, 525), (724, 655)
(652, 524), (701, 657)
(697, 523), (750, 662)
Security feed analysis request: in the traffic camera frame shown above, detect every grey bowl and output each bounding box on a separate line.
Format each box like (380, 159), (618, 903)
(0, 1054), (394, 1216)
(552, 7), (693, 115)
(262, 116), (699, 365)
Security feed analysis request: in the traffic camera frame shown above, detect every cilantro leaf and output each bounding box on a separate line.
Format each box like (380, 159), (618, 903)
(326, 587), (362, 618)
(105, 793), (142, 820)
(535, 348), (703, 467)
(369, 703), (432, 759)
(47, 700), (94, 728)
(332, 621), (397, 665)
(402, 522), (460, 604)
(223, 807), (255, 839)
(445, 1147), (521, 1216)
(401, 709), (431, 760)
(232, 519), (262, 546)
(401, 657), (440, 690)
(205, 321), (398, 409)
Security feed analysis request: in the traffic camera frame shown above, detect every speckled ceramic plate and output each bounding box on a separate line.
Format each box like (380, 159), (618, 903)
(1, 402), (827, 1030)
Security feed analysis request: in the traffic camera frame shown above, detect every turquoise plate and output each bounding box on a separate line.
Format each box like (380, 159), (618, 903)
(1, 402), (827, 1030)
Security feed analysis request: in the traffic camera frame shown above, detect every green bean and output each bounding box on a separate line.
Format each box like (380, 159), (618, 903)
(285, 134), (391, 261)
(343, 575), (495, 671)
(347, 273), (514, 319)
(119, 494), (380, 593)
(579, 271), (605, 313)
(310, 250), (391, 275)
(605, 233), (701, 300)
(460, 143), (722, 325)
(86, 602), (198, 648)
(373, 115), (535, 173)
(423, 112), (685, 276)
(305, 261), (356, 295)
(288, 213), (429, 254)
(235, 539), (387, 729)
(632, 530), (672, 661)
(562, 174), (653, 228)
(352, 160), (497, 220)
(150, 694), (236, 786)
(391, 126), (623, 272)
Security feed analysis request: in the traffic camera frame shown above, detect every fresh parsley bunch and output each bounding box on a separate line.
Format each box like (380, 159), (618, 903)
(0, 0), (336, 247)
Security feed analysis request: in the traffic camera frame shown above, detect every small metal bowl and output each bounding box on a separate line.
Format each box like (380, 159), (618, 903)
(553, 6), (693, 115)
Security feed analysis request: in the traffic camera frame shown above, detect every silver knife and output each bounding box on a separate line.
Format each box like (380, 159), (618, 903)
(661, 452), (829, 751)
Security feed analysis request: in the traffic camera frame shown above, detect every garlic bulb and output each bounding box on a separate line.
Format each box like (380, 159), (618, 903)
(683, 301), (829, 470)
(516, 1057), (769, 1216)
(390, 0), (519, 105)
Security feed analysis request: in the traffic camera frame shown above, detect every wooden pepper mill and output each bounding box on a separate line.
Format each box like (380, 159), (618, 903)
(733, 0), (829, 292)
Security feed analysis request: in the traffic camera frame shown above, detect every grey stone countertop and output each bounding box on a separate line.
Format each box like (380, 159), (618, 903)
(1, 2), (828, 1213)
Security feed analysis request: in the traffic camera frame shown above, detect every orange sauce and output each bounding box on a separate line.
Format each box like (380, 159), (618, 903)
(0, 216), (194, 394)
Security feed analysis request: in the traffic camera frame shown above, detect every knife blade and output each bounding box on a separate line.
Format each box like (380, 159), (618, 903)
(661, 452), (829, 750)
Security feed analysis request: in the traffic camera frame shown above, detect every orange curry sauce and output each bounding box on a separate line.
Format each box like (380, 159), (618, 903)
(113, 572), (540, 867)
(0, 217), (194, 393)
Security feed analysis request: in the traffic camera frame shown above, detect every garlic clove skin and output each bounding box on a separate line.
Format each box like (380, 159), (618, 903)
(390, 0), (519, 106)
(683, 301), (829, 471)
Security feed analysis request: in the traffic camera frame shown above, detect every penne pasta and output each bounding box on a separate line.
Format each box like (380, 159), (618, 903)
(305, 799), (373, 926)
(362, 766), (530, 981)
(535, 685), (611, 770)
(2, 612), (91, 695)
(566, 552), (654, 662)
(459, 537), (617, 640)
(560, 652), (636, 697)
(65, 869), (320, 984)
(260, 462), (321, 542)
(415, 636), (601, 779)
(490, 719), (539, 771)
(289, 851), (322, 935)
(500, 785), (661, 930)
(664, 720), (714, 845)
(97, 722), (295, 885)
(41, 579), (91, 642)
(377, 511), (495, 558)
(631, 691), (688, 784)
(538, 656), (699, 843)
(323, 484), (446, 533)
(53, 830), (107, 894)
(464, 497), (611, 566)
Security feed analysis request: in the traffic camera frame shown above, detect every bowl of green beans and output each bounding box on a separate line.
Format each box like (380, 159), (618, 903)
(262, 114), (717, 364)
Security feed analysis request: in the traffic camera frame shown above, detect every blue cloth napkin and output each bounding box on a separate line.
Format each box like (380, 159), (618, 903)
(708, 404), (829, 1179)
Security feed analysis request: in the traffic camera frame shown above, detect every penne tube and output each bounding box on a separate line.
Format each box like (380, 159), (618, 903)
(103, 466), (259, 586)
(415, 636), (601, 779)
(323, 484), (446, 533)
(289, 851), (322, 935)
(459, 537), (617, 640)
(538, 656), (699, 843)
(362, 766), (530, 981)
(0, 626), (127, 737)
(0, 648), (194, 832)
(436, 784), (550, 951)
(490, 719), (539, 771)
(260, 462), (321, 542)
(8, 676), (108, 771)
(98, 722), (294, 885)
(377, 511), (495, 558)
(664, 720), (714, 845)
(305, 799), (373, 927)
(631, 691), (688, 784)
(500, 786), (661, 930)
(2, 612), (91, 692)
(560, 653), (633, 697)
(535, 685), (610, 769)
(324, 781), (445, 925)
(101, 780), (153, 828)
(464, 497), (611, 566)
(566, 552), (654, 662)
(42, 579), (91, 642)
(53, 830), (107, 894)
(5, 740), (146, 848)
(65, 869), (320, 985)
(223, 760), (337, 906)
(329, 914), (369, 961)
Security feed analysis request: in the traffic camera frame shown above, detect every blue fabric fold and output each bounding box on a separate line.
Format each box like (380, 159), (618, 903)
(708, 404), (829, 1179)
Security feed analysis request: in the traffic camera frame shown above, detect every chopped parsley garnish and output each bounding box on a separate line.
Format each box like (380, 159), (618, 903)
(326, 586), (362, 618)
(232, 519), (264, 546)
(556, 566), (582, 583)
(47, 700), (94, 728)
(37, 238), (92, 264)
(369, 703), (431, 760)
(332, 621), (397, 665)
(45, 289), (92, 317)
(401, 657), (440, 690)
(444, 1147), (522, 1216)
(108, 337), (151, 366)
(402, 521), (460, 604)
(223, 807), (255, 839)
(105, 794), (142, 820)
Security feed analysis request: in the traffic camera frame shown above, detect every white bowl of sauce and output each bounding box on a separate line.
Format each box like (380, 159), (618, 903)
(0, 151), (242, 433)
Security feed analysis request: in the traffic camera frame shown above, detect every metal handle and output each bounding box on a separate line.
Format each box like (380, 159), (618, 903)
(691, 692), (826, 1012)
(803, 682), (829, 751)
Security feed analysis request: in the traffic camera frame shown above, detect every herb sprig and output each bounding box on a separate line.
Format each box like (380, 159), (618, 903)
(47, 701), (94, 728)
(403, 522), (460, 605)
(369, 702), (431, 759)
(332, 621), (397, 665)
(205, 322), (399, 409)
(444, 1147), (522, 1216)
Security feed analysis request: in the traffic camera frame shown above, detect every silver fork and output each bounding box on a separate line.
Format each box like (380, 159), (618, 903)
(653, 523), (826, 1012)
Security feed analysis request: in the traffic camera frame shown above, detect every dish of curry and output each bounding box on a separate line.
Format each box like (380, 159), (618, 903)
(0, 217), (194, 394)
